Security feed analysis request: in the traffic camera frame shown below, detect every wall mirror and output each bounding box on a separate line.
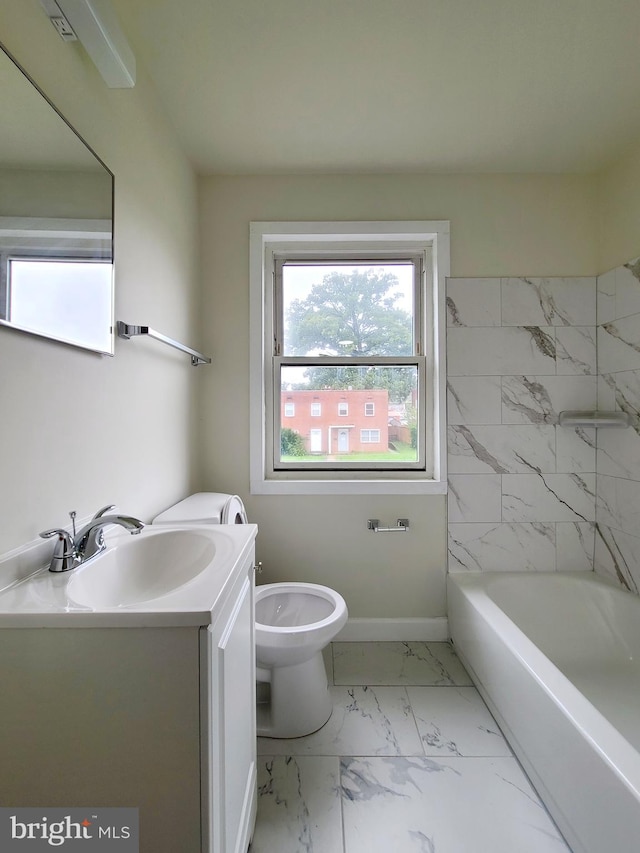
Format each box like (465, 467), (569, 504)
(0, 43), (114, 355)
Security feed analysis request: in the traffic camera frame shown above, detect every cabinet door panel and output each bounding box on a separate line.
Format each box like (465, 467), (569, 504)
(201, 553), (257, 853)
(218, 575), (256, 853)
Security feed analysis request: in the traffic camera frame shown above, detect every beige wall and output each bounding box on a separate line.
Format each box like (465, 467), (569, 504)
(598, 137), (640, 273)
(0, 4), (201, 553)
(199, 173), (597, 619)
(0, 168), (112, 218)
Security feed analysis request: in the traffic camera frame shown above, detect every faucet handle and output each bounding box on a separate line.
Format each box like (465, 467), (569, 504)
(40, 528), (73, 543)
(93, 504), (116, 519)
(39, 528), (78, 572)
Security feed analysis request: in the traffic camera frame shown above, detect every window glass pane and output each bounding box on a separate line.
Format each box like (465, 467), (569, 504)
(282, 262), (414, 357)
(7, 259), (112, 353)
(278, 364), (418, 464)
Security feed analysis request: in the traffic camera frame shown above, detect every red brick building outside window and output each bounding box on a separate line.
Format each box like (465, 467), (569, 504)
(281, 389), (389, 455)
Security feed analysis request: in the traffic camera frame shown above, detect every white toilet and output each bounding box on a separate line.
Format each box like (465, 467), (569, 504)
(152, 493), (348, 739)
(255, 582), (348, 738)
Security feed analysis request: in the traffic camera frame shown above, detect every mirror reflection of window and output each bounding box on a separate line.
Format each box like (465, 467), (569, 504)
(0, 44), (114, 355)
(7, 259), (112, 354)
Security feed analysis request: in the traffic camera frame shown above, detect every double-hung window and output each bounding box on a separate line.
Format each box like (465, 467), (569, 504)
(250, 221), (448, 494)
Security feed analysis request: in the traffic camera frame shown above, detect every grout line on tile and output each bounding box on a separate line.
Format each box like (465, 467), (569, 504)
(338, 755), (347, 853)
(402, 685), (427, 757)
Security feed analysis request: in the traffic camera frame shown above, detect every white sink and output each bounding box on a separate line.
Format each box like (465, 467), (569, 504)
(67, 528), (217, 608)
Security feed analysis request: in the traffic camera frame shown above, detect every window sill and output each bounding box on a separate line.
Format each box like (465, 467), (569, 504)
(250, 478), (448, 496)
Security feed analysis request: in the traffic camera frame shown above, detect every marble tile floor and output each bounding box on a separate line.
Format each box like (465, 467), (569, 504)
(249, 641), (571, 853)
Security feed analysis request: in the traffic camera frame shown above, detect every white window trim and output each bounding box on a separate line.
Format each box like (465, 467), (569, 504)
(249, 220), (449, 495)
(365, 402), (375, 416)
(361, 429), (381, 443)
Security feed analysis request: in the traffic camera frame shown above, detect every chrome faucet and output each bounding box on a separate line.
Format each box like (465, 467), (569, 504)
(39, 505), (145, 572)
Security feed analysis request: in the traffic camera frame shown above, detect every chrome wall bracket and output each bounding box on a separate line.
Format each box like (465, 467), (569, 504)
(367, 518), (409, 533)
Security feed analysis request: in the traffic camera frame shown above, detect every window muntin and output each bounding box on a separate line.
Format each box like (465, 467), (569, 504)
(311, 401), (321, 416)
(365, 402), (375, 416)
(338, 401), (349, 416)
(361, 429), (380, 443)
(284, 401), (295, 417)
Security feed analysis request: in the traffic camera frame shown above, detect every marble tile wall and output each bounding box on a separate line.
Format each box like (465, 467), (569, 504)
(446, 277), (598, 573)
(595, 256), (640, 592)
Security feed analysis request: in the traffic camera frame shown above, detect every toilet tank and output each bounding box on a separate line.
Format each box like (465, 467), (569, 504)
(152, 492), (248, 525)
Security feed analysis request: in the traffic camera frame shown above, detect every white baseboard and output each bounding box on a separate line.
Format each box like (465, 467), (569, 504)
(335, 617), (449, 642)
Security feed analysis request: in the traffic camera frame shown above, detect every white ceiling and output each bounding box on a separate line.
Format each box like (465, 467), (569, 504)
(114, 0), (640, 175)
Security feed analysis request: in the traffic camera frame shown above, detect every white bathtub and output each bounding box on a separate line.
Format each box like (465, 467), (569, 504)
(447, 570), (640, 853)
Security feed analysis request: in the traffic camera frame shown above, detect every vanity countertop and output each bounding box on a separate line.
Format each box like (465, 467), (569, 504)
(0, 523), (257, 628)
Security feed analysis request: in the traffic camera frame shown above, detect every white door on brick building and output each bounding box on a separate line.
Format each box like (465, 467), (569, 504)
(310, 429), (322, 452)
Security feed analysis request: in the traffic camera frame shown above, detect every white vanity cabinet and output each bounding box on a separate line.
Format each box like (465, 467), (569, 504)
(0, 532), (257, 853)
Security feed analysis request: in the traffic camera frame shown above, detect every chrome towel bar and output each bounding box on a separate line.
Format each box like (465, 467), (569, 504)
(117, 321), (211, 366)
(367, 518), (409, 533)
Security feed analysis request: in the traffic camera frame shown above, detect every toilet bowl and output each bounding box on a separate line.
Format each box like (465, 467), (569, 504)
(255, 582), (348, 739)
(153, 494), (348, 739)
